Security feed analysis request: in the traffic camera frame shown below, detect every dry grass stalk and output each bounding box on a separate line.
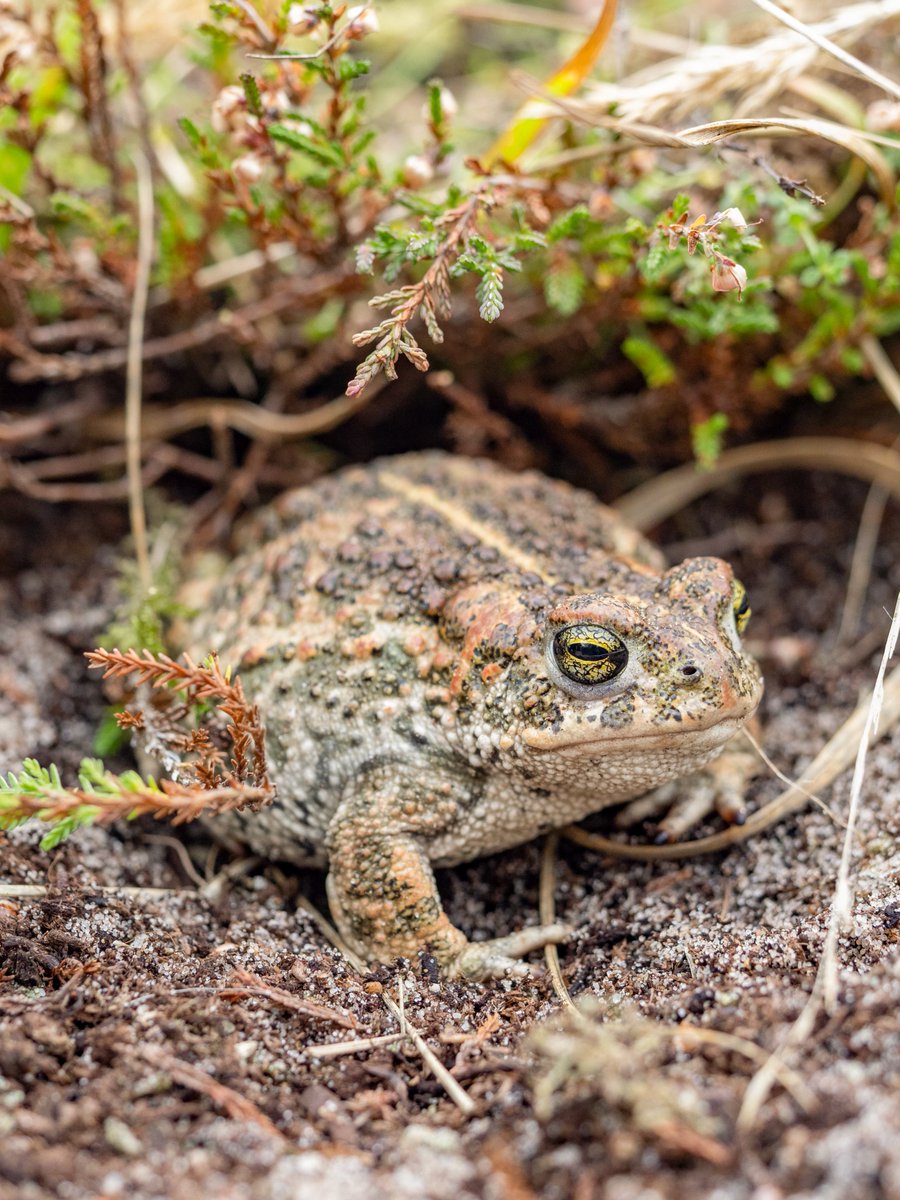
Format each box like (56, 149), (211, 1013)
(750, 0), (900, 102)
(615, 437), (900, 532)
(539, 833), (582, 1018)
(138, 1044), (283, 1140)
(0, 884), (184, 900)
(529, 95), (896, 204)
(861, 335), (900, 415)
(124, 142), (154, 592)
(577, 0), (900, 124)
(218, 968), (356, 1029)
(836, 475), (893, 645)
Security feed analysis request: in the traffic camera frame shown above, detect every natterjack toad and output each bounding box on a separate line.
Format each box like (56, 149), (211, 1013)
(187, 453), (763, 979)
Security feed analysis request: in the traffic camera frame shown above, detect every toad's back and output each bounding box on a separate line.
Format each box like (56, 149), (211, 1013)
(199, 452), (664, 661)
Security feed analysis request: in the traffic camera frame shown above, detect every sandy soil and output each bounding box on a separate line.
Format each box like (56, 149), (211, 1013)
(1, 467), (898, 1200)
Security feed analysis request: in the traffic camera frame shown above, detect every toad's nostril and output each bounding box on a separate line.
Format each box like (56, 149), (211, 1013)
(680, 663), (702, 681)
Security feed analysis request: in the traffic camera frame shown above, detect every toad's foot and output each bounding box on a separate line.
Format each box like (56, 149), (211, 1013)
(445, 924), (570, 981)
(614, 735), (760, 842)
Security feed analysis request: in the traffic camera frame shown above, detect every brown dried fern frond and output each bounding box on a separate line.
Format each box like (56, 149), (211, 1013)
(86, 647), (271, 793)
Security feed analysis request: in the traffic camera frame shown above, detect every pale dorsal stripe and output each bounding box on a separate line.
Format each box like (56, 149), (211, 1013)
(379, 468), (558, 585)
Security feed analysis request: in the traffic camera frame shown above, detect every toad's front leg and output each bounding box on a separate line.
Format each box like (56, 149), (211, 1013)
(325, 762), (568, 980)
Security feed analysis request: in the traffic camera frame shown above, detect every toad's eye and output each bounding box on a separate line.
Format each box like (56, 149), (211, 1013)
(732, 581), (751, 635)
(552, 624), (628, 686)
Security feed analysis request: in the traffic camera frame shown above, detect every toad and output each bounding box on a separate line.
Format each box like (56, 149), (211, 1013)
(187, 453), (762, 979)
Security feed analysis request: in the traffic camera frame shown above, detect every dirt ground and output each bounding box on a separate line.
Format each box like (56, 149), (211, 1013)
(1, 464), (899, 1200)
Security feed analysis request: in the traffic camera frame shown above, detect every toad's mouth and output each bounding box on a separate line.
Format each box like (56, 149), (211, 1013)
(523, 713), (750, 755)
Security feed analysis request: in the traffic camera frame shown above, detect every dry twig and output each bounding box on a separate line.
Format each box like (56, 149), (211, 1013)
(217, 968), (356, 1029)
(86, 648), (271, 793)
(138, 1044), (283, 1139)
(615, 438), (900, 531)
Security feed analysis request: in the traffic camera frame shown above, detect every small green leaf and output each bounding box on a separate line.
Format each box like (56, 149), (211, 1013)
(40, 808), (99, 851)
(692, 412), (729, 469)
(769, 359), (795, 389)
(178, 117), (205, 149)
(428, 80), (444, 127)
(621, 334), (677, 388)
(269, 123), (345, 168)
(338, 57), (370, 82)
(0, 141), (32, 196)
(477, 264), (504, 322)
(840, 347), (864, 373)
(93, 710), (130, 758)
(544, 257), (586, 317)
(547, 205), (591, 244)
(809, 373), (835, 403)
(240, 72), (263, 117)
(29, 65), (67, 127)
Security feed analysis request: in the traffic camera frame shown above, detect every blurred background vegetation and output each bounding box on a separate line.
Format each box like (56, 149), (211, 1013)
(1, 0), (899, 537)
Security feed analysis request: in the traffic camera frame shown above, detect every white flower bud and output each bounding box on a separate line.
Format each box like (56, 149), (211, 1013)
(867, 100), (900, 131)
(287, 4), (320, 32)
(211, 85), (245, 134)
(710, 258), (747, 295)
(0, 17), (37, 61)
(402, 154), (435, 188)
(233, 153), (265, 183)
(434, 86), (458, 120)
(279, 116), (315, 138)
(346, 5), (379, 38)
(267, 88), (291, 116)
(716, 207), (748, 229)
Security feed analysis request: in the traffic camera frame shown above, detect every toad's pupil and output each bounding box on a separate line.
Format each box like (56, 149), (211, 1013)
(572, 642), (612, 661)
(573, 643), (609, 662)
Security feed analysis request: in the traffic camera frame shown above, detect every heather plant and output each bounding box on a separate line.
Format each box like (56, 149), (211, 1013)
(1, 0), (899, 504)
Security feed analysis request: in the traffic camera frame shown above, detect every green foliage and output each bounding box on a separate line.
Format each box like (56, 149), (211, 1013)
(239, 72), (263, 118)
(269, 123), (346, 169)
(454, 235), (523, 322)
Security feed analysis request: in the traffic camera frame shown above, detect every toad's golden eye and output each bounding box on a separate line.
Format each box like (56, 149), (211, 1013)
(552, 624), (628, 686)
(733, 581), (751, 634)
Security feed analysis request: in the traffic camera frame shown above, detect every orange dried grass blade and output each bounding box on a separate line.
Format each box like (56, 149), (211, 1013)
(483, 0), (617, 167)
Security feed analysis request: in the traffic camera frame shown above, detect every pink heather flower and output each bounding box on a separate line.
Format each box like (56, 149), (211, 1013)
(287, 4), (320, 32)
(346, 6), (379, 38)
(233, 153), (265, 183)
(402, 155), (435, 188)
(211, 85), (245, 134)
